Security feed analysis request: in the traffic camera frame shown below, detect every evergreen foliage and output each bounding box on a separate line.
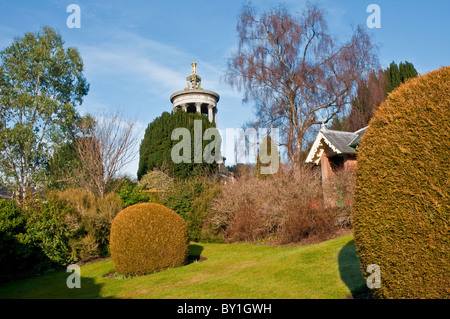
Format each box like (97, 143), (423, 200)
(109, 203), (189, 276)
(138, 110), (219, 180)
(353, 67), (450, 298)
(385, 61), (418, 94)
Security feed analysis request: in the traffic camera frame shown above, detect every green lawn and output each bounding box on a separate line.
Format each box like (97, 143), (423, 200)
(0, 234), (367, 299)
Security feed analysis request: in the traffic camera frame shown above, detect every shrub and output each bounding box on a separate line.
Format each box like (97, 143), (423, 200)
(0, 190), (123, 282)
(109, 203), (189, 276)
(0, 200), (38, 283)
(279, 207), (338, 244)
(50, 188), (123, 260)
(140, 169), (174, 191)
(323, 165), (356, 208)
(117, 179), (150, 208)
(163, 176), (221, 242)
(353, 67), (450, 299)
(210, 166), (341, 243)
(25, 197), (74, 266)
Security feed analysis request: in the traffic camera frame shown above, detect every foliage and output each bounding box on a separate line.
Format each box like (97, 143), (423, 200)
(348, 70), (387, 131)
(0, 199), (40, 283)
(117, 179), (150, 208)
(210, 166), (345, 243)
(353, 67), (450, 298)
(347, 61), (418, 131)
(384, 61), (418, 94)
(254, 135), (280, 179)
(0, 187), (125, 283)
(323, 166), (356, 208)
(50, 188), (123, 260)
(138, 108), (219, 181)
(109, 203), (189, 276)
(25, 196), (74, 266)
(140, 169), (174, 191)
(74, 111), (138, 198)
(163, 176), (222, 242)
(0, 26), (89, 201)
(226, 163), (254, 177)
(279, 207), (338, 244)
(45, 140), (83, 190)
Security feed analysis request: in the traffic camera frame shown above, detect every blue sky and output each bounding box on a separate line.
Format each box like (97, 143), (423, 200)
(1, 0), (449, 178)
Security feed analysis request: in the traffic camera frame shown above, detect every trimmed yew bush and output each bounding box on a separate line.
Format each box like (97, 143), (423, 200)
(109, 203), (189, 276)
(353, 67), (450, 299)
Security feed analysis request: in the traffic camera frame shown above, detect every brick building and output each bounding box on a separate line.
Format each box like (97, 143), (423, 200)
(305, 125), (367, 206)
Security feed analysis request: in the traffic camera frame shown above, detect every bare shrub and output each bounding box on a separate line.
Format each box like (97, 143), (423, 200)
(323, 165), (356, 208)
(278, 207), (338, 244)
(210, 165), (340, 243)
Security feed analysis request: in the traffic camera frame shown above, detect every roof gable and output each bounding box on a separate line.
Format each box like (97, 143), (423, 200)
(305, 126), (368, 165)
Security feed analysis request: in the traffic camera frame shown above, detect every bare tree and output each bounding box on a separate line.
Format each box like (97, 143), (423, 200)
(225, 3), (378, 164)
(75, 111), (138, 198)
(347, 69), (387, 131)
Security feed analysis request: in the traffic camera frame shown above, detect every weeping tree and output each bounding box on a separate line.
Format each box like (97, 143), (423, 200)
(0, 26), (89, 203)
(225, 3), (378, 164)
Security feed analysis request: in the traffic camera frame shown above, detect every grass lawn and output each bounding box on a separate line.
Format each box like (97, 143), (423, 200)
(0, 234), (367, 299)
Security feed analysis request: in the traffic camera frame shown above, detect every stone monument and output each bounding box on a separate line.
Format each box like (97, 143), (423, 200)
(170, 63), (220, 125)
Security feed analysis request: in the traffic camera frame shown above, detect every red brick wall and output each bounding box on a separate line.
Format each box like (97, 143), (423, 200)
(320, 151), (335, 207)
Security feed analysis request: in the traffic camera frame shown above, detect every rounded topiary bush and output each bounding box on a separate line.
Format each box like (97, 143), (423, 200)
(353, 67), (450, 299)
(109, 203), (189, 276)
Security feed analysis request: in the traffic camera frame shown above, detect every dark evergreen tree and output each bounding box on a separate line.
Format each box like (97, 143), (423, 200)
(385, 60), (418, 94)
(138, 110), (220, 180)
(385, 61), (401, 94)
(399, 61), (418, 83)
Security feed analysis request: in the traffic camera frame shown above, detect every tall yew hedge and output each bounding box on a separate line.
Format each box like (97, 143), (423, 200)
(353, 66), (450, 299)
(137, 110), (218, 180)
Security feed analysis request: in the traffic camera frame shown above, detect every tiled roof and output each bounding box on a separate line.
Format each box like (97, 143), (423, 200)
(349, 127), (368, 147)
(321, 129), (358, 154)
(305, 126), (368, 164)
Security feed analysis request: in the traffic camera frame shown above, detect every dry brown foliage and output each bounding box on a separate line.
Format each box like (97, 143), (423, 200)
(323, 165), (356, 209)
(210, 165), (348, 244)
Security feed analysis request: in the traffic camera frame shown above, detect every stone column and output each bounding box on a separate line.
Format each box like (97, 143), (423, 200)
(213, 107), (218, 126)
(207, 104), (213, 123)
(182, 103), (187, 112)
(195, 102), (201, 114)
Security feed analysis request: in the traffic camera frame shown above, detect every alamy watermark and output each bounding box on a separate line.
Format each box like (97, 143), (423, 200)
(366, 264), (381, 289)
(66, 4), (81, 29)
(65, 4), (379, 30)
(66, 264), (81, 288)
(171, 120), (280, 175)
(367, 4), (381, 29)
